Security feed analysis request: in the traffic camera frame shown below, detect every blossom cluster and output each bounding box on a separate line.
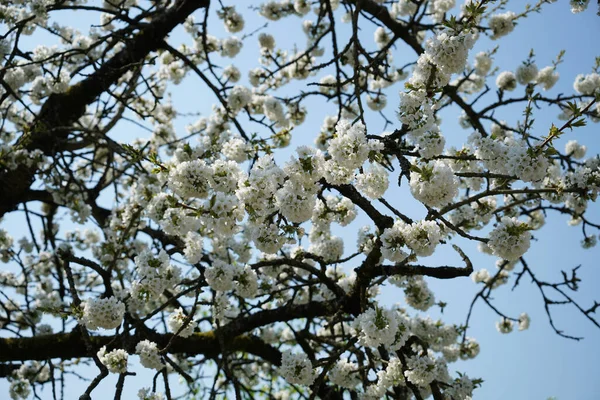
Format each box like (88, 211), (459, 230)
(380, 220), (443, 262)
(167, 307), (197, 337)
(97, 346), (129, 374)
(135, 340), (164, 371)
(487, 217), (532, 261)
(279, 351), (315, 386)
(80, 297), (125, 331)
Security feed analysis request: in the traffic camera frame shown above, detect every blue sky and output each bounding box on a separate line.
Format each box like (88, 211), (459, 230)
(1, 1), (600, 399)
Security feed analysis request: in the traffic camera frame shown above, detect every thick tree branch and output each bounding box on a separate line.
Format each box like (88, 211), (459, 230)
(0, 0), (209, 218)
(0, 330), (281, 366)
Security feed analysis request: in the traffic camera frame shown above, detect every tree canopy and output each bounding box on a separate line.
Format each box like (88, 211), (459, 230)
(0, 0), (599, 399)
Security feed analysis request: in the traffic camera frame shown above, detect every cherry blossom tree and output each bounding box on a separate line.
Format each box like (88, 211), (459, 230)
(0, 0), (599, 399)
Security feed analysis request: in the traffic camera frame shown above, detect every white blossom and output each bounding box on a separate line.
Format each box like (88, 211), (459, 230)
(409, 161), (459, 207)
(518, 313), (531, 331)
(220, 36), (242, 58)
(279, 351), (315, 386)
(205, 260), (236, 291)
(97, 347), (129, 374)
(352, 307), (405, 348)
(488, 11), (516, 40)
(380, 220), (409, 263)
(355, 163), (389, 199)
(516, 63), (538, 85)
(571, 0), (590, 13)
(496, 71), (517, 91)
(80, 296), (125, 331)
(496, 318), (514, 334)
(136, 340), (164, 370)
(573, 73), (600, 95)
(9, 379), (31, 400)
(329, 359), (361, 389)
(168, 307), (197, 337)
(138, 388), (164, 400)
(565, 140), (587, 159)
(488, 217), (532, 261)
(474, 51), (492, 75)
(536, 66), (559, 90)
